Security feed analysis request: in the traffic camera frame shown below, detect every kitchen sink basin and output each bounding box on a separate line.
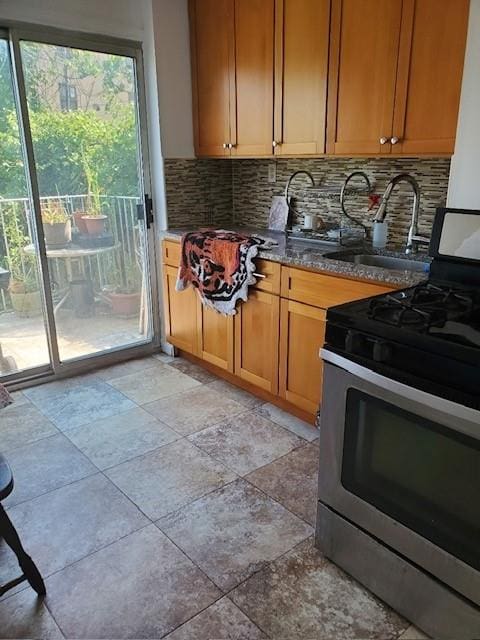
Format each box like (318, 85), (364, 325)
(330, 253), (430, 273)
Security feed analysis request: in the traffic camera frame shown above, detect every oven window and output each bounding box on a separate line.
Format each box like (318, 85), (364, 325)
(342, 389), (480, 570)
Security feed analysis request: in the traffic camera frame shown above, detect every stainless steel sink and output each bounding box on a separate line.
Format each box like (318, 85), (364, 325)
(330, 253), (430, 273)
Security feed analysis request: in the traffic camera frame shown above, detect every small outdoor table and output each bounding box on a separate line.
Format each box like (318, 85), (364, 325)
(24, 242), (119, 315)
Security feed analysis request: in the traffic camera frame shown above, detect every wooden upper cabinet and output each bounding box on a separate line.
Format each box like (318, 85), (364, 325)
(273, 0), (330, 155)
(189, 0), (234, 156)
(327, 0), (403, 155)
(231, 0), (275, 156)
(391, 0), (469, 155)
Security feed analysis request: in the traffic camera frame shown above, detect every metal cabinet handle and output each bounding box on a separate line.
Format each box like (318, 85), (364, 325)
(253, 272), (266, 278)
(391, 136), (400, 145)
(228, 143), (236, 149)
(379, 137), (389, 145)
(222, 143), (228, 149)
(272, 140), (281, 148)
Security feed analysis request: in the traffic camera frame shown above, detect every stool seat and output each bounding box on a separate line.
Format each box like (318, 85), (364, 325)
(0, 454), (13, 501)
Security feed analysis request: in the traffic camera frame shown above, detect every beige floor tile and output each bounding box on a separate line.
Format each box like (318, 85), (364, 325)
(0, 403), (58, 453)
(189, 411), (304, 475)
(45, 525), (220, 639)
(28, 379), (135, 431)
(157, 479), (312, 591)
(66, 406), (179, 469)
(166, 357), (218, 383)
(206, 379), (264, 409)
(95, 356), (163, 380)
(165, 597), (266, 640)
(0, 589), (63, 639)
(5, 474), (148, 577)
(230, 537), (407, 640)
(108, 365), (201, 404)
(256, 402), (318, 441)
(3, 434), (97, 507)
(246, 442), (319, 525)
(106, 439), (236, 520)
(144, 386), (246, 435)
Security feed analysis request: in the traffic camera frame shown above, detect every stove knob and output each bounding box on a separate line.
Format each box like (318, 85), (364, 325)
(373, 339), (391, 363)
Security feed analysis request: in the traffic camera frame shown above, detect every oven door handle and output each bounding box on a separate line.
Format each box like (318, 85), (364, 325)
(321, 349), (479, 425)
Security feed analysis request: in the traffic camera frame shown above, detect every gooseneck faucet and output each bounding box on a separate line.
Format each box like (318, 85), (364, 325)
(374, 173), (429, 254)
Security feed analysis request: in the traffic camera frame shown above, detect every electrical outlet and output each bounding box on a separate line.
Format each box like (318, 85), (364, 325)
(267, 163), (276, 183)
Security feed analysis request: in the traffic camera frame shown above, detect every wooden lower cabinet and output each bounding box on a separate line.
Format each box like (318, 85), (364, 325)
(279, 299), (326, 415)
(162, 265), (198, 354)
(234, 289), (280, 394)
(197, 304), (234, 372)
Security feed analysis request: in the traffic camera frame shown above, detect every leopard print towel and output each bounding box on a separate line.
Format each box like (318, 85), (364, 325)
(176, 230), (276, 315)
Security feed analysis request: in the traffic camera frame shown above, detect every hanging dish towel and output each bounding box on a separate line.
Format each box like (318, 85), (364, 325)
(176, 230), (276, 315)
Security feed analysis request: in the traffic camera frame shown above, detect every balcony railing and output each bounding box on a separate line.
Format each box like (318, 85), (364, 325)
(0, 194), (140, 313)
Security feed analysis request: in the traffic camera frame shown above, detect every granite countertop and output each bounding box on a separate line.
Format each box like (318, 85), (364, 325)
(161, 228), (431, 288)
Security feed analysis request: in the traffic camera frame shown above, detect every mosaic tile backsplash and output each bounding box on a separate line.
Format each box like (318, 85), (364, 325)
(164, 157), (450, 246)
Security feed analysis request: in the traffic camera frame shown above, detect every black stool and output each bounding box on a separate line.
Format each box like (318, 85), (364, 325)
(0, 453), (45, 597)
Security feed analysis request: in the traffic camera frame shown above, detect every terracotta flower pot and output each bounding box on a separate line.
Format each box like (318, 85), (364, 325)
(82, 215), (107, 236)
(43, 220), (71, 248)
(9, 289), (42, 317)
(108, 291), (141, 316)
(73, 211), (89, 234)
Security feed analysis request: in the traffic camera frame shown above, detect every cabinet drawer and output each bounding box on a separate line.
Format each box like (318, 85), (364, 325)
(253, 259), (281, 295)
(281, 265), (394, 308)
(162, 240), (181, 267)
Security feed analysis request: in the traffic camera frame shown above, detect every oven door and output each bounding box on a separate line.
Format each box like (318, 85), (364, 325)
(318, 350), (480, 606)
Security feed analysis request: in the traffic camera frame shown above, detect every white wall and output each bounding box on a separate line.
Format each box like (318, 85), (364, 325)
(447, 0), (480, 209)
(0, 0), (147, 40)
(151, 0), (195, 159)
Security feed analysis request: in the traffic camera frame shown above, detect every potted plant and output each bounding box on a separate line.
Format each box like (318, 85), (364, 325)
(80, 156), (107, 236)
(8, 259), (42, 317)
(107, 256), (142, 316)
(41, 200), (71, 248)
(81, 192), (108, 236)
(72, 210), (88, 234)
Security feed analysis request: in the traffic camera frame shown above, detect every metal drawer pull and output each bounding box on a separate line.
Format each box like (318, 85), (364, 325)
(253, 272), (266, 278)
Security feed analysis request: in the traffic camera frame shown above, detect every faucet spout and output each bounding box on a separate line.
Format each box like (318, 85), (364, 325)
(374, 173), (426, 253)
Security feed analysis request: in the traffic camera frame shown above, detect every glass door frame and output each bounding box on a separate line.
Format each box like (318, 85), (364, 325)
(1, 21), (161, 387)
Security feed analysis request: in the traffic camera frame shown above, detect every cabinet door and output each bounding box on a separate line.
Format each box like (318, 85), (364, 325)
(189, 0), (234, 157)
(231, 0), (274, 156)
(326, 0), (403, 155)
(197, 304), (234, 372)
(279, 299), (326, 415)
(162, 265), (198, 355)
(274, 0), (330, 156)
(234, 290), (280, 393)
(392, 0), (469, 155)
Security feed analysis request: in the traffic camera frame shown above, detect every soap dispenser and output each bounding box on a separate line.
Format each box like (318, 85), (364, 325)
(372, 220), (388, 248)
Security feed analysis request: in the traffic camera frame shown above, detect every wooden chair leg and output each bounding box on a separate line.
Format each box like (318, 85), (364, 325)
(0, 504), (45, 596)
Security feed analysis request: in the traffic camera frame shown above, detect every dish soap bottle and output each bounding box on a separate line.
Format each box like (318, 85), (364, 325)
(372, 220), (388, 248)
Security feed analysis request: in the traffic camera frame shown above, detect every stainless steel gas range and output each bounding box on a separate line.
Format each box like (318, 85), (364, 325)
(315, 208), (480, 640)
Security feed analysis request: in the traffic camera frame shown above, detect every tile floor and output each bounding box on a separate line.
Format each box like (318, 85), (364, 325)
(0, 354), (427, 639)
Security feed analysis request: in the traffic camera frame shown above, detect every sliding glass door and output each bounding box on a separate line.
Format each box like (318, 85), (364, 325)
(0, 27), (157, 382)
(0, 36), (50, 376)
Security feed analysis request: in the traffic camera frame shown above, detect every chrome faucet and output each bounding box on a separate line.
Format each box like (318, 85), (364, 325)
(284, 170), (316, 222)
(374, 173), (429, 254)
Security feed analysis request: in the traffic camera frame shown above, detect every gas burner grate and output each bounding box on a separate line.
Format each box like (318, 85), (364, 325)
(411, 283), (476, 314)
(368, 295), (447, 330)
